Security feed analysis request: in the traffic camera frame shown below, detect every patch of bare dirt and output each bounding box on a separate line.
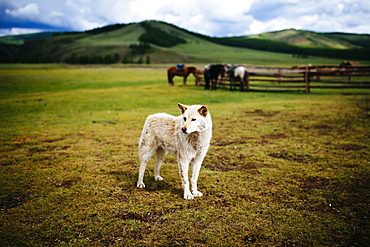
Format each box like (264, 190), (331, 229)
(92, 120), (118, 125)
(0, 159), (17, 166)
(55, 178), (82, 188)
(292, 176), (331, 190)
(244, 109), (280, 117)
(111, 211), (169, 242)
(1, 193), (28, 211)
(268, 151), (319, 164)
(205, 162), (252, 172)
(212, 138), (253, 146)
(262, 133), (288, 139)
(28, 145), (70, 154)
(336, 144), (367, 151)
(122, 161), (136, 166)
(115, 211), (168, 224)
(42, 138), (66, 143)
(312, 124), (332, 129)
(205, 152), (268, 172)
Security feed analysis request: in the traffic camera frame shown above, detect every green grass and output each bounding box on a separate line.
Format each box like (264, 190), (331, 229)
(169, 40), (350, 65)
(248, 29), (360, 49)
(0, 64), (369, 246)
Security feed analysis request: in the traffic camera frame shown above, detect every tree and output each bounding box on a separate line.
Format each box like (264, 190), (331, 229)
(137, 57), (144, 64)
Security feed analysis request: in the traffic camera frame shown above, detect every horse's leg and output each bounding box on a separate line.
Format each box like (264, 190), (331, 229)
(212, 79), (217, 90)
(193, 72), (199, 86)
(183, 73), (188, 86)
(240, 77), (245, 91)
(168, 72), (174, 86)
(242, 72), (249, 91)
(204, 76), (210, 90)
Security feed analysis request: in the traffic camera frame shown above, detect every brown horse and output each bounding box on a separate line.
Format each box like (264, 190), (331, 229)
(167, 65), (200, 86)
(340, 61), (361, 80)
(340, 61), (360, 67)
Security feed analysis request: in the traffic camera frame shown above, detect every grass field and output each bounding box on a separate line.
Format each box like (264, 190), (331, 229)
(0, 64), (369, 246)
(169, 42), (351, 66)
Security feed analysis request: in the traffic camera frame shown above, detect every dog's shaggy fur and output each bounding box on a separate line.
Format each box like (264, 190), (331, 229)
(137, 103), (212, 199)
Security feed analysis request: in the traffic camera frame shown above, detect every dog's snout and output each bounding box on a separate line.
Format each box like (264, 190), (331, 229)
(181, 127), (188, 134)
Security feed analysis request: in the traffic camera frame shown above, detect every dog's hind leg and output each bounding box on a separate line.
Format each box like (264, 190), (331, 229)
(137, 140), (156, 188)
(178, 159), (193, 199)
(154, 147), (167, 181)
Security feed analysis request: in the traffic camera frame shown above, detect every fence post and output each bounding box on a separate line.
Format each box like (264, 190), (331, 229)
(305, 66), (311, 93)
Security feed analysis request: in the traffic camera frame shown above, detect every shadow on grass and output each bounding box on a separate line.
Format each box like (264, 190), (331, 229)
(108, 169), (183, 198)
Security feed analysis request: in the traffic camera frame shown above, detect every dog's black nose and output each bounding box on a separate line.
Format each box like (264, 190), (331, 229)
(182, 127), (188, 134)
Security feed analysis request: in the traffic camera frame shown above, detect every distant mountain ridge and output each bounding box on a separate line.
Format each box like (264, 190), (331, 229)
(248, 28), (370, 49)
(0, 20), (369, 64)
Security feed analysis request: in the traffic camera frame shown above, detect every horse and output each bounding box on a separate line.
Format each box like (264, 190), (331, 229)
(228, 65), (248, 91)
(340, 61), (360, 67)
(204, 64), (228, 90)
(167, 65), (200, 86)
(339, 61), (361, 81)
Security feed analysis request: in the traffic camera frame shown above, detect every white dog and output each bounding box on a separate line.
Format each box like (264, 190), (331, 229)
(137, 103), (212, 199)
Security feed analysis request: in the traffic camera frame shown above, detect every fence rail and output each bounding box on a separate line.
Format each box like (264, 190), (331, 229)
(200, 65), (370, 93)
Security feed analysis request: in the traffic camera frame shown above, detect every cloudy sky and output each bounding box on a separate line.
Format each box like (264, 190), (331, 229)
(0, 0), (369, 37)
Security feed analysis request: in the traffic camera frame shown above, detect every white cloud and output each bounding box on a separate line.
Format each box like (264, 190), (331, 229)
(50, 11), (64, 17)
(1, 0), (369, 37)
(0, 27), (45, 37)
(249, 17), (302, 35)
(5, 3), (39, 18)
(246, 0), (370, 34)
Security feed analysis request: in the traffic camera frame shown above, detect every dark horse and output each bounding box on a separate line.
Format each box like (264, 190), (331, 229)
(204, 64), (228, 90)
(167, 65), (200, 86)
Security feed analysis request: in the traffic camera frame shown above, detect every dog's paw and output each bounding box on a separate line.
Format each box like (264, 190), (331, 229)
(137, 182), (145, 188)
(183, 192), (194, 200)
(192, 191), (203, 198)
(155, 176), (163, 181)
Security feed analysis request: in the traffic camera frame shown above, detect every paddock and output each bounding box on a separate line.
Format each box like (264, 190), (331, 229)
(198, 64), (370, 93)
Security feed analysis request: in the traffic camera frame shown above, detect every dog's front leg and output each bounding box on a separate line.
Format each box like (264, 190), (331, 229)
(178, 160), (193, 199)
(190, 155), (205, 197)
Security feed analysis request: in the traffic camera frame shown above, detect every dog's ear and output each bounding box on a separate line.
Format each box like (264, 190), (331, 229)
(178, 103), (187, 114)
(198, 105), (208, 117)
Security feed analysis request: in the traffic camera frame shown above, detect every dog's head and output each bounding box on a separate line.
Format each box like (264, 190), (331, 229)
(178, 103), (209, 134)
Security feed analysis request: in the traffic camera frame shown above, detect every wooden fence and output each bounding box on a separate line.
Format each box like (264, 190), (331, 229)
(201, 65), (370, 93)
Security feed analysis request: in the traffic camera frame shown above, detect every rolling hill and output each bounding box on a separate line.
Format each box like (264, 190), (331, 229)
(248, 29), (370, 49)
(0, 20), (369, 65)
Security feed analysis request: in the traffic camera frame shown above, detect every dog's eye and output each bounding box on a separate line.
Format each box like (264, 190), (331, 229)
(192, 119), (196, 121)
(183, 117), (186, 121)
